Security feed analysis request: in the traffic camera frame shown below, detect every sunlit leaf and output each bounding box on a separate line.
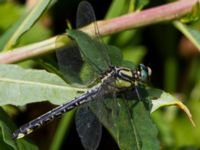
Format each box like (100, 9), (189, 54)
(148, 88), (195, 127)
(0, 64), (86, 106)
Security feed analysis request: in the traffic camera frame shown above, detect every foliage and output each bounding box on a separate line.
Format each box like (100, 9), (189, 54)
(0, 0), (199, 150)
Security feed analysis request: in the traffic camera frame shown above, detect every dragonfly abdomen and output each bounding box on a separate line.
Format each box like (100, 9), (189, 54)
(12, 86), (100, 140)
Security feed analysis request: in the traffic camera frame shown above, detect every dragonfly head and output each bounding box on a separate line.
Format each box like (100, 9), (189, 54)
(135, 64), (152, 83)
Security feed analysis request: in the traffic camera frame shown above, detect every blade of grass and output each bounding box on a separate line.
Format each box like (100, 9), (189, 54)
(2, 0), (52, 50)
(49, 110), (75, 150)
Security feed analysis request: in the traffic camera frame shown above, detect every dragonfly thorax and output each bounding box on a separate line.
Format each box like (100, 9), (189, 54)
(113, 64), (151, 89)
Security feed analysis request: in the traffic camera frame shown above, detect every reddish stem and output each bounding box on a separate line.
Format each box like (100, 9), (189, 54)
(0, 0), (199, 64)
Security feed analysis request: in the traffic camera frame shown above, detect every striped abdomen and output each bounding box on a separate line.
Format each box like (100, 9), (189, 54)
(12, 87), (100, 140)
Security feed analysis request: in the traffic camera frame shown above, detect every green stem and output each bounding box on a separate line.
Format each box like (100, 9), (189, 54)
(49, 109), (75, 150)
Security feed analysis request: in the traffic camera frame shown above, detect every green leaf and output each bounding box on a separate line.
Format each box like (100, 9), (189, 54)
(0, 64), (86, 106)
(104, 0), (130, 43)
(174, 21), (200, 52)
(106, 0), (149, 19)
(67, 30), (122, 74)
(191, 80), (200, 100)
(17, 23), (52, 46)
(148, 88), (195, 127)
(0, 108), (38, 150)
(179, 1), (200, 23)
(67, 30), (109, 74)
(105, 0), (128, 19)
(1, 0), (52, 50)
(106, 45), (123, 66)
(90, 98), (140, 150)
(123, 46), (147, 65)
(68, 29), (160, 149)
(0, 18), (24, 51)
(134, 102), (160, 150)
(91, 96), (160, 150)
(133, 0), (150, 11)
(49, 110), (75, 150)
(0, 3), (24, 30)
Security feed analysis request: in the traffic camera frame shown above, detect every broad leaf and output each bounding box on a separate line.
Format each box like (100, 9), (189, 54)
(0, 64), (86, 106)
(134, 102), (160, 150)
(90, 96), (160, 150)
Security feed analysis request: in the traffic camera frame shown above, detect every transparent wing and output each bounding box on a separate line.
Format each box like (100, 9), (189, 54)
(74, 1), (110, 149)
(55, 1), (112, 84)
(75, 107), (102, 150)
(73, 2), (127, 149)
(55, 39), (83, 84)
(76, 1), (111, 70)
(56, 1), (122, 149)
(90, 91), (143, 149)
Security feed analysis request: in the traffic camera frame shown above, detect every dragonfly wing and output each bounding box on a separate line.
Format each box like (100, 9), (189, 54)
(57, 1), (122, 149)
(75, 1), (111, 72)
(91, 95), (142, 149)
(56, 40), (83, 84)
(75, 106), (102, 150)
(55, 34), (99, 85)
(73, 2), (111, 148)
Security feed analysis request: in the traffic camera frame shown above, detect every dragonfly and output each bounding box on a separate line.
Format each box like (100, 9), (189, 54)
(12, 1), (152, 149)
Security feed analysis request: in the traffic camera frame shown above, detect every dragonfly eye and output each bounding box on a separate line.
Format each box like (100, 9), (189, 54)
(139, 64), (152, 82)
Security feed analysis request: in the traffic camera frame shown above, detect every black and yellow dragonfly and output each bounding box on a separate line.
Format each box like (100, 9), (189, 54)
(12, 1), (152, 149)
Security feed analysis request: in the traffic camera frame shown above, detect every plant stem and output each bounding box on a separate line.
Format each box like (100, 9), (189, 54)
(49, 110), (75, 150)
(94, 0), (199, 36)
(0, 35), (69, 64)
(0, 0), (198, 64)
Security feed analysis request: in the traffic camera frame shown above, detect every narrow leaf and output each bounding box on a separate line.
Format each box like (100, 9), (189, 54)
(105, 0), (127, 19)
(2, 0), (52, 50)
(174, 21), (200, 52)
(134, 0), (150, 11)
